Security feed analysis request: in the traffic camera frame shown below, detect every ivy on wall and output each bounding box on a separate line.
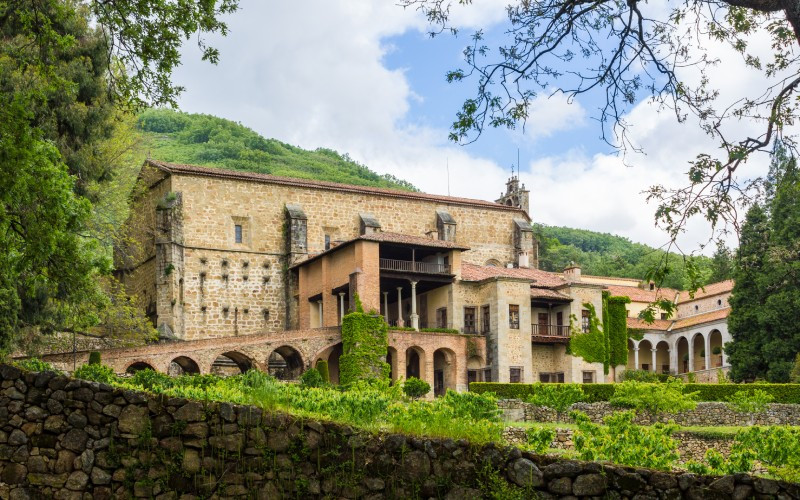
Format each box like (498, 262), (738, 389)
(568, 293), (632, 375)
(339, 293), (390, 385)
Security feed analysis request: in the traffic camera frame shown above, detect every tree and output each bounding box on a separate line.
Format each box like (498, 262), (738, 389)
(401, 0), (799, 247)
(0, 0), (238, 351)
(707, 240), (734, 284)
(727, 149), (800, 382)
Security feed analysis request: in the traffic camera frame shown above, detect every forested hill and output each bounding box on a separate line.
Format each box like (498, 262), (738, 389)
(535, 225), (727, 290)
(135, 109), (418, 191)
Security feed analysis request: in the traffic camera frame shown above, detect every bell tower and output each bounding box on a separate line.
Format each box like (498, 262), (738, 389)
(495, 165), (530, 215)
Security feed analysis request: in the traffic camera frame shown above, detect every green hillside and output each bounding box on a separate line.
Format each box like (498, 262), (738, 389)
(135, 109), (418, 190)
(535, 225), (728, 290)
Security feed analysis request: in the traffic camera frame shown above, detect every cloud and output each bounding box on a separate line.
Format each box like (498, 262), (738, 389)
(519, 91), (587, 140)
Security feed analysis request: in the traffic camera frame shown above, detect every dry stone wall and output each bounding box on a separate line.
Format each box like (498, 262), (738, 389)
(499, 399), (800, 426)
(1, 365), (797, 499)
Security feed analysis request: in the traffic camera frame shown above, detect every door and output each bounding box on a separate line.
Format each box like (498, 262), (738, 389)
(538, 312), (549, 336)
(434, 370), (444, 396)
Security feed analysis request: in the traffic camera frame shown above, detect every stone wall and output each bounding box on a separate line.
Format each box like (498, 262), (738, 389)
(2, 365), (796, 499)
(499, 399), (800, 426)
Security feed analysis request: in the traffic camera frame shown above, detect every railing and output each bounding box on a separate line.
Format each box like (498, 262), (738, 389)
(532, 324), (570, 337)
(379, 258), (451, 275)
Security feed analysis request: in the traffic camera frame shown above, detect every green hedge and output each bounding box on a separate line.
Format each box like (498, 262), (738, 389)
(470, 382), (800, 404)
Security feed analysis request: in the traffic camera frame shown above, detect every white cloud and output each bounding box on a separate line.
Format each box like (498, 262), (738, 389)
(171, 0), (793, 254)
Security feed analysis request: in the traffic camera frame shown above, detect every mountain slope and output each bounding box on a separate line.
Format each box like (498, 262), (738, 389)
(135, 109), (417, 191)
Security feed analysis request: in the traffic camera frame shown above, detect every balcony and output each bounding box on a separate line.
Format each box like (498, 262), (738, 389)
(532, 324), (570, 337)
(379, 258), (451, 275)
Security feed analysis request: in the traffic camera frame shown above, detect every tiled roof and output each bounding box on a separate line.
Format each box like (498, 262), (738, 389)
(603, 284), (679, 303)
(460, 262), (567, 287)
(677, 280), (734, 303)
(672, 308), (731, 330)
(147, 160), (524, 212)
(530, 287), (572, 301)
(626, 317), (673, 331)
(360, 231), (469, 250)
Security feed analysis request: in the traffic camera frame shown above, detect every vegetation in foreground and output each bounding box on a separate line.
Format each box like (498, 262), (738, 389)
(15, 358), (800, 483)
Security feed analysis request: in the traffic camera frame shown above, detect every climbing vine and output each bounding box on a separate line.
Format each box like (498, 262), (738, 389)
(568, 294), (631, 375)
(339, 293), (390, 385)
(607, 295), (631, 368)
(567, 302), (607, 372)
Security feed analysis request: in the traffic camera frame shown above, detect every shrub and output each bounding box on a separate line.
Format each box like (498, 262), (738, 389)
(88, 351), (101, 365)
(73, 364), (118, 385)
(300, 367), (324, 388)
(610, 380), (698, 421)
(403, 377), (430, 399)
(525, 427), (555, 454)
(315, 360), (330, 383)
(619, 369), (670, 383)
(572, 410), (679, 471)
(340, 304), (389, 385)
(526, 383), (584, 420)
(13, 358), (56, 373)
(130, 369), (173, 391)
(470, 382), (614, 403)
(725, 389), (774, 413)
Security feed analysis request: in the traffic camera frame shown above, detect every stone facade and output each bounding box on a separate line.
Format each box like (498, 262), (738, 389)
(1, 365), (794, 499)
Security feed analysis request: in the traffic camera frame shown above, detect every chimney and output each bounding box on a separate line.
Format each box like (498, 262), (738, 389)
(563, 262), (581, 280)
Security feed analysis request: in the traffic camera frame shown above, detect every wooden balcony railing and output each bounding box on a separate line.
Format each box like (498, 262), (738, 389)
(532, 324), (570, 337)
(379, 258), (451, 275)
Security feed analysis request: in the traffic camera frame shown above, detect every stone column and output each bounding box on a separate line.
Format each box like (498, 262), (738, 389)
(409, 280), (419, 331)
(338, 293), (345, 325)
(317, 300), (323, 328)
(633, 347), (639, 370)
(687, 339), (694, 374)
(721, 348), (727, 368)
(704, 334), (711, 371)
(396, 287), (404, 327)
(651, 348), (657, 373)
(383, 292), (389, 322)
(667, 348), (675, 374)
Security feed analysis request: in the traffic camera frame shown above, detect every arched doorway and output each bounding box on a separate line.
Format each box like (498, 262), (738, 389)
(126, 361), (155, 375)
(676, 337), (689, 374)
(433, 348), (456, 396)
(467, 355), (484, 387)
(709, 330), (724, 368)
(211, 351), (254, 376)
(655, 341), (670, 374)
(315, 343), (342, 384)
(692, 333), (705, 372)
(638, 339), (653, 371)
(168, 356), (200, 376)
(268, 346), (304, 380)
(406, 347), (424, 380)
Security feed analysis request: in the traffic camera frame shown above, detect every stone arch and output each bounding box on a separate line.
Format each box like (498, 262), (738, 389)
(676, 336), (690, 374)
(405, 346), (425, 381)
(655, 341), (670, 374)
(126, 361), (156, 375)
(637, 339), (653, 371)
(484, 259), (502, 267)
(169, 356), (200, 376)
(211, 351), (255, 376)
(268, 345), (304, 380)
(709, 329), (724, 368)
(691, 332), (705, 372)
(314, 342), (343, 384)
(433, 347), (457, 396)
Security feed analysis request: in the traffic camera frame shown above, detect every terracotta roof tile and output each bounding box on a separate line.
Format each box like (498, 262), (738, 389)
(677, 280), (734, 303)
(530, 287), (572, 301)
(603, 284), (679, 303)
(359, 231), (469, 250)
(626, 317), (673, 331)
(147, 159), (524, 212)
(672, 308), (731, 329)
(460, 262), (567, 287)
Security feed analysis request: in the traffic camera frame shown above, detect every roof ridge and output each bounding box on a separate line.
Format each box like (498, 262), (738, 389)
(146, 159), (526, 213)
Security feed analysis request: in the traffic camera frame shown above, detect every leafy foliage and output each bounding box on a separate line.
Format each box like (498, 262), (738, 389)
(606, 296), (631, 368)
(728, 146), (800, 382)
(525, 383), (584, 417)
(300, 367), (324, 388)
(403, 377), (431, 399)
(340, 305), (390, 385)
(525, 427), (556, 454)
(567, 302), (606, 370)
(13, 358), (57, 373)
(572, 411), (679, 471)
(619, 370), (670, 383)
(136, 109), (418, 190)
(73, 363), (118, 385)
(610, 380), (699, 418)
(725, 389), (774, 413)
(89, 352), (102, 365)
(315, 360), (330, 384)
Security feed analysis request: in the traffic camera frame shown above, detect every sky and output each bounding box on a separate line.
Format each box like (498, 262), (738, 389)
(170, 0), (789, 254)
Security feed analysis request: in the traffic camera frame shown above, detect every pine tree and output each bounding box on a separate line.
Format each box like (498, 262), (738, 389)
(707, 240), (733, 284)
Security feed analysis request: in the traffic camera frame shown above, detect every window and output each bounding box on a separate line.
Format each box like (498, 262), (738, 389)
(582, 371), (595, 384)
(717, 299), (722, 306)
(539, 372), (565, 383)
(626, 309), (630, 317)
(660, 313), (668, 320)
(324, 234), (331, 250)
(641, 363), (650, 371)
(436, 308), (448, 329)
(463, 307), (477, 333)
(649, 283), (655, 291)
(581, 309), (590, 333)
(509, 304), (520, 329)
(694, 305), (699, 311)
(483, 368), (492, 382)
(510, 367), (523, 383)
(234, 224), (243, 244)
(481, 305), (490, 333)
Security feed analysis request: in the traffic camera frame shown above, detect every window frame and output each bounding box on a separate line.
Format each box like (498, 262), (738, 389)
(463, 306), (477, 334)
(582, 371), (595, 384)
(509, 367), (523, 383)
(234, 224), (243, 244)
(436, 307), (448, 329)
(481, 305), (490, 333)
(508, 304), (520, 329)
(581, 309), (591, 333)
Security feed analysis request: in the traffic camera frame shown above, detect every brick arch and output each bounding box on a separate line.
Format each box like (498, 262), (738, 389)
(125, 360), (157, 374)
(169, 356), (201, 376)
(267, 345), (304, 380)
(210, 350), (258, 375)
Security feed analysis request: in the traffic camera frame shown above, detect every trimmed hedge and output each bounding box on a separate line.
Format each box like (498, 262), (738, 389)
(470, 382), (800, 404)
